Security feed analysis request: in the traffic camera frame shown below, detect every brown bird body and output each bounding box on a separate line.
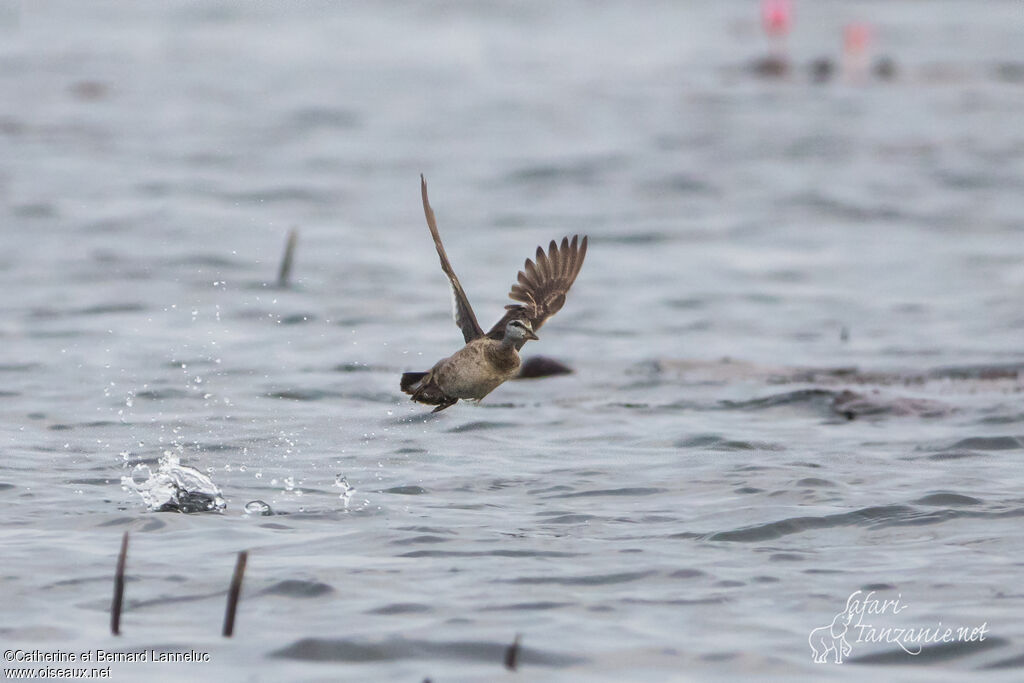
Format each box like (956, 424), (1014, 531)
(428, 336), (522, 399)
(401, 176), (588, 412)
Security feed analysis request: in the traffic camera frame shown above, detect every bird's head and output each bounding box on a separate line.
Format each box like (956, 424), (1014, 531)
(505, 319), (539, 343)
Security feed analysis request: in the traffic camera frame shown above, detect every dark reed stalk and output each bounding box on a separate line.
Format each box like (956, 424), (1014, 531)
(277, 228), (299, 288)
(504, 633), (522, 671)
(222, 551), (248, 637)
(110, 531), (129, 636)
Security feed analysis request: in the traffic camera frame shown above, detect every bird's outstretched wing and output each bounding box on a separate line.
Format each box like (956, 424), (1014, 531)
(421, 175), (485, 344)
(486, 234), (588, 346)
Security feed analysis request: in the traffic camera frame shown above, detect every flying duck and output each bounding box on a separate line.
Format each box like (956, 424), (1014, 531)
(401, 175), (588, 412)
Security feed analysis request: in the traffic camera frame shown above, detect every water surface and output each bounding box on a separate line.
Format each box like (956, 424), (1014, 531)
(2, 1), (1024, 680)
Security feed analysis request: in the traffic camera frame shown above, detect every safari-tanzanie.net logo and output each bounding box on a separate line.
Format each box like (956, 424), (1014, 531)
(808, 590), (989, 664)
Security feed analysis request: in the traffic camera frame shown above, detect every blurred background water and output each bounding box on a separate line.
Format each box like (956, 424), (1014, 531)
(2, 1), (1023, 680)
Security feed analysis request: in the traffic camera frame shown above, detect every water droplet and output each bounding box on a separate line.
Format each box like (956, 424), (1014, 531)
(244, 500), (273, 516)
(130, 464), (152, 485)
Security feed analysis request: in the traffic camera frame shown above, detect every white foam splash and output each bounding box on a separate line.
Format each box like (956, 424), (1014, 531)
(121, 453), (226, 513)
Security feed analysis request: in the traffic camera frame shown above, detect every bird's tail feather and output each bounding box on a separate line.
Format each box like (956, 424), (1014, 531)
(401, 371), (458, 411)
(400, 371), (428, 394)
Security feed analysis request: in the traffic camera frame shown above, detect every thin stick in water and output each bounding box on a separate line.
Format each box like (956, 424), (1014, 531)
(222, 550), (248, 637)
(110, 531), (129, 636)
(504, 633), (521, 671)
(277, 228), (299, 288)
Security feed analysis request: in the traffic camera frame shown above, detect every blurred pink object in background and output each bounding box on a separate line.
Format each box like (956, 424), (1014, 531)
(844, 22), (872, 54)
(843, 22), (873, 82)
(761, 0), (793, 37)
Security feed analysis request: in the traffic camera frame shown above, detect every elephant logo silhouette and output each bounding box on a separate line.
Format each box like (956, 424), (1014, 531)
(808, 592), (861, 663)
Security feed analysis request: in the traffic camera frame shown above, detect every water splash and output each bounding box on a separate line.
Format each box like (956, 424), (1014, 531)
(334, 475), (353, 509)
(121, 454), (226, 513)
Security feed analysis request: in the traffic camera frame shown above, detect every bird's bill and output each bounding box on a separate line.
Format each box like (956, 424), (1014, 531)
(524, 329), (539, 341)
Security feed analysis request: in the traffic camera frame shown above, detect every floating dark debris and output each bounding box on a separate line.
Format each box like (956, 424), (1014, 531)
(750, 55), (789, 78)
(874, 56), (898, 80)
(516, 356), (573, 379)
(810, 57), (835, 83)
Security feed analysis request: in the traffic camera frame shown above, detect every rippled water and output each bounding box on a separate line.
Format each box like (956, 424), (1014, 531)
(3, 1), (1024, 680)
